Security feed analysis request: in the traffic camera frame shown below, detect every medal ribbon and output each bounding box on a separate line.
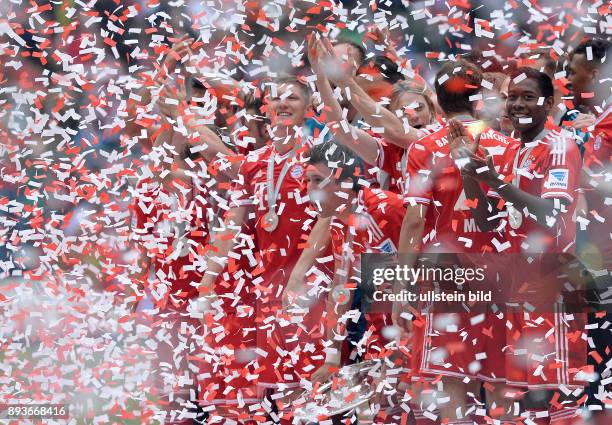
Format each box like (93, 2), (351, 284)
(267, 146), (299, 213)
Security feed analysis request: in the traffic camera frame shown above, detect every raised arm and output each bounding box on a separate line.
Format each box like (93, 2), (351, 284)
(157, 79), (239, 180)
(345, 78), (424, 148)
(317, 37), (423, 149)
(308, 35), (380, 165)
(124, 36), (193, 142)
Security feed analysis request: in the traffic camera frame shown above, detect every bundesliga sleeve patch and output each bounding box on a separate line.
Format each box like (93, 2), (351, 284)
(378, 238), (397, 254)
(544, 169), (569, 190)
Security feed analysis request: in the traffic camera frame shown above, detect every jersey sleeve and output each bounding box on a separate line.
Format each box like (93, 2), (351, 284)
(403, 141), (434, 205)
(228, 160), (257, 208)
(540, 136), (581, 203)
(330, 221), (346, 263)
(131, 181), (158, 237)
(376, 139), (401, 176)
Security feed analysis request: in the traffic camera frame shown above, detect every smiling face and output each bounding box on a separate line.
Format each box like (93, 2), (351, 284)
(393, 91), (433, 129)
(306, 162), (350, 218)
(266, 82), (309, 129)
(506, 78), (553, 137)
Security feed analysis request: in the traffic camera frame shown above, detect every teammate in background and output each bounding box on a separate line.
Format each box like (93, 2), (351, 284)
(396, 59), (517, 424)
(569, 38), (612, 256)
(479, 71), (512, 133)
(232, 91), (269, 154)
(376, 80), (438, 193)
(128, 38), (239, 424)
(568, 38), (611, 424)
(315, 34), (437, 151)
(307, 35), (437, 194)
(567, 39), (610, 120)
(304, 143), (405, 416)
(462, 68), (584, 424)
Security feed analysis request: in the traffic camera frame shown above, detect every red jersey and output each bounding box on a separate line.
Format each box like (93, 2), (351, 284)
(402, 119), (516, 253)
(582, 106), (612, 260)
(132, 178), (210, 309)
(329, 188), (405, 360)
(330, 187), (406, 259)
(493, 128), (582, 253)
(376, 123), (443, 194)
(228, 142), (313, 293)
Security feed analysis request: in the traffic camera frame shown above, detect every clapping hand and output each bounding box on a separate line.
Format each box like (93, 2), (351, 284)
(368, 25), (398, 60)
(157, 81), (189, 122)
(307, 33), (358, 87)
(158, 35), (194, 82)
(462, 152), (500, 188)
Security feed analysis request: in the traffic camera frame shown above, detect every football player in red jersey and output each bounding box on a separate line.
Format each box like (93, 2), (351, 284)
(195, 77), (332, 420)
(568, 39), (612, 266)
(568, 38), (611, 425)
(463, 68), (585, 424)
(396, 58), (518, 425)
(303, 142), (406, 422)
(468, 69), (582, 254)
(130, 61), (239, 423)
(306, 35), (438, 195)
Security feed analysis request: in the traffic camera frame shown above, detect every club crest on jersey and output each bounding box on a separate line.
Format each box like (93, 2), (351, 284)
(378, 238), (397, 254)
(594, 135), (602, 151)
(522, 159), (532, 169)
(290, 164), (304, 179)
(544, 168), (569, 190)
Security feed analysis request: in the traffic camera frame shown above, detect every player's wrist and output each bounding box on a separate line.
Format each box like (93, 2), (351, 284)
(489, 176), (504, 190)
(198, 276), (216, 295)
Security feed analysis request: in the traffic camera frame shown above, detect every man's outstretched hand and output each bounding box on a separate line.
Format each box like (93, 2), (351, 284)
(447, 118), (480, 163)
(462, 153), (500, 188)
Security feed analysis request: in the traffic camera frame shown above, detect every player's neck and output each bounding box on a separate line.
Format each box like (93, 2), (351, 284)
(271, 125), (301, 155)
(446, 111), (474, 121)
(580, 100), (597, 116)
(337, 193), (359, 225)
(519, 123), (546, 145)
(272, 135), (299, 156)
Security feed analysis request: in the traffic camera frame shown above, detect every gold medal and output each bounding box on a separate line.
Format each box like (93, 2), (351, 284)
(263, 210), (279, 232)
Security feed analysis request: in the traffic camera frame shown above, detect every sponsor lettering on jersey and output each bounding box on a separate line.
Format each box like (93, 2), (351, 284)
(463, 218), (479, 233)
(434, 136), (449, 148)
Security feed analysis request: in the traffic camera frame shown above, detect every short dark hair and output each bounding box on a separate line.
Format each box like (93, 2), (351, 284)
(371, 55), (404, 84)
(191, 77), (206, 90)
(307, 142), (363, 192)
(434, 59), (483, 115)
(243, 91), (263, 113)
(574, 38), (610, 68)
(333, 38), (366, 66)
(510, 67), (554, 99)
